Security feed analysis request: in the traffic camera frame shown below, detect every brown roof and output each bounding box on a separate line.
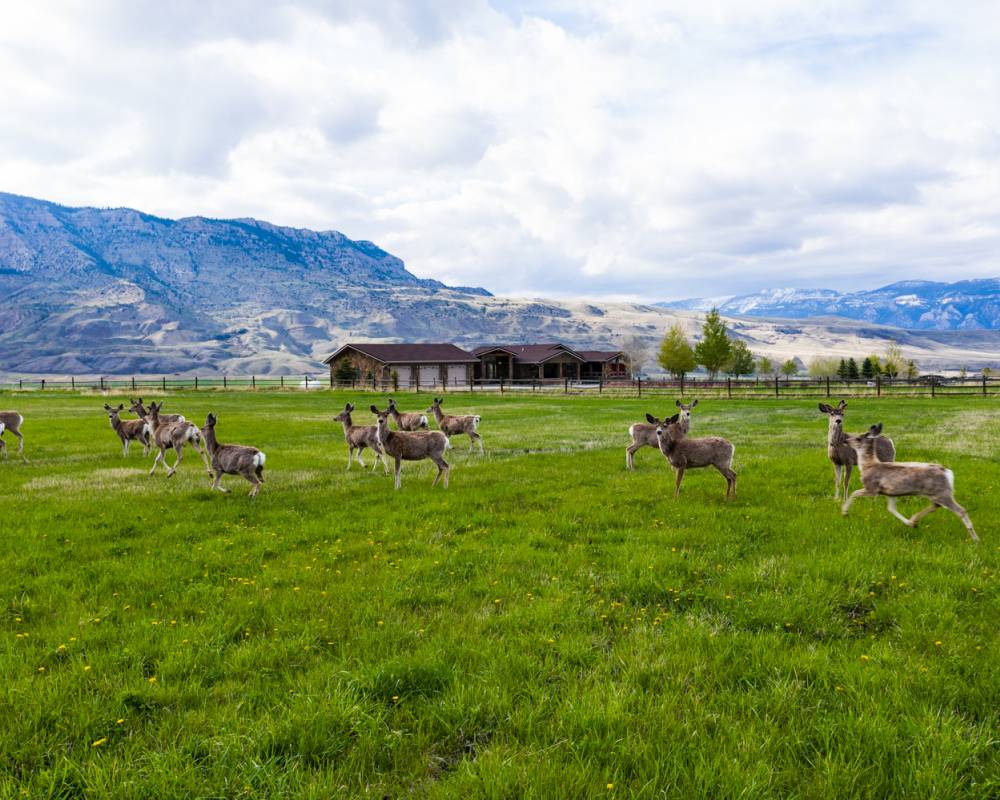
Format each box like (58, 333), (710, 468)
(578, 350), (625, 362)
(473, 343), (586, 364)
(323, 343), (479, 365)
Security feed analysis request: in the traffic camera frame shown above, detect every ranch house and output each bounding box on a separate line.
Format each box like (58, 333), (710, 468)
(472, 343), (628, 381)
(324, 343), (479, 388)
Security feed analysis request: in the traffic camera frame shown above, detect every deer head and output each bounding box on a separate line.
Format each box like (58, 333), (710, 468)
(333, 403), (355, 423)
(104, 403), (125, 421)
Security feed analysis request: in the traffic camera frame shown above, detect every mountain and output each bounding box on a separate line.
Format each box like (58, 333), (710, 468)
(3, 191), (1000, 375)
(658, 280), (1000, 330)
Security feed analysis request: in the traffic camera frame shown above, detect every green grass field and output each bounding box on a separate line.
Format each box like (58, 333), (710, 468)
(1, 391), (997, 798)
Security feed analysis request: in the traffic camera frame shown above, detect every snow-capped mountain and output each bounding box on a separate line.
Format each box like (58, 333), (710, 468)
(658, 280), (1000, 330)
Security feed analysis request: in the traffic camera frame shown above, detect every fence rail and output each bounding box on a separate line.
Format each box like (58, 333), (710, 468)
(2, 374), (999, 398)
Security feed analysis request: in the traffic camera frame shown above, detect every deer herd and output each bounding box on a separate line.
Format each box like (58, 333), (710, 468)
(0, 395), (982, 540)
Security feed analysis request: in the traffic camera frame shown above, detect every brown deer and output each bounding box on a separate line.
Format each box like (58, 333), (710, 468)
(426, 397), (483, 452)
(104, 403), (151, 457)
(130, 398), (186, 427)
(675, 398), (697, 433)
(202, 413), (266, 497)
(147, 401), (212, 478)
(626, 399), (696, 469)
(0, 411), (25, 460)
(334, 403), (388, 474)
(387, 398), (429, 431)
(819, 401), (895, 499)
(655, 413), (737, 499)
(371, 405), (451, 489)
(842, 423), (978, 541)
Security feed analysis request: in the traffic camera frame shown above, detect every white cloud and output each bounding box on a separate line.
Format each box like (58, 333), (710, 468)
(1, 0), (999, 300)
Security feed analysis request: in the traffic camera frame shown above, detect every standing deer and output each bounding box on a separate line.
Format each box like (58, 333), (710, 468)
(202, 413), (266, 497)
(0, 411), (25, 460)
(654, 413), (737, 499)
(334, 403), (388, 473)
(147, 401), (212, 478)
(104, 403), (151, 457)
(675, 399), (697, 433)
(129, 398), (186, 427)
(819, 401), (895, 499)
(371, 405), (451, 489)
(387, 398), (429, 431)
(842, 423), (978, 541)
(426, 397), (483, 453)
(626, 413), (666, 470)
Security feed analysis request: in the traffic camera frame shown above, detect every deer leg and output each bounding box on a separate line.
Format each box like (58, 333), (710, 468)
(13, 430), (24, 459)
(191, 438), (212, 476)
(167, 445), (182, 477)
(626, 444), (639, 470)
(908, 502), (940, 527)
(885, 497), (913, 526)
(843, 463), (853, 499)
(673, 467), (685, 498)
(213, 472), (230, 493)
(833, 464), (842, 499)
(249, 479), (261, 498)
(150, 448), (165, 476)
(122, 438), (129, 457)
(724, 467), (737, 499)
(0, 437), (6, 459)
(841, 488), (874, 515)
(474, 432), (484, 453)
(939, 498), (979, 541)
(393, 456), (402, 490)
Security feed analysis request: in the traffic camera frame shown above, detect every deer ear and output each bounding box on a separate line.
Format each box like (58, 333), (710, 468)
(675, 399), (682, 408)
(872, 423), (883, 436)
(370, 404), (379, 414)
(104, 403), (111, 410)
(645, 413), (657, 423)
(818, 403), (832, 413)
(838, 400), (848, 410)
(691, 399), (698, 408)
(668, 413), (680, 424)
(117, 403), (124, 410)
(346, 403), (354, 411)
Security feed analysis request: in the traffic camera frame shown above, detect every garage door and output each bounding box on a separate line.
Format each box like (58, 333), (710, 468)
(447, 365), (468, 387)
(395, 366), (412, 388)
(419, 366), (440, 388)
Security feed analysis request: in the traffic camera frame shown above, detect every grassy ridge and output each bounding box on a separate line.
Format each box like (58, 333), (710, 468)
(0, 391), (997, 798)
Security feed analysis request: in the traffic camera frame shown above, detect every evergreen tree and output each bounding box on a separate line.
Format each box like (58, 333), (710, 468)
(334, 358), (358, 383)
(861, 357), (875, 380)
(837, 358), (848, 379)
(725, 340), (755, 377)
(693, 308), (732, 379)
(657, 323), (696, 378)
(847, 357), (860, 380)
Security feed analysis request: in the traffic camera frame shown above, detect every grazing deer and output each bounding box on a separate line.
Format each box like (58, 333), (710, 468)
(654, 413), (737, 499)
(675, 399), (697, 434)
(0, 411), (25, 460)
(371, 405), (451, 489)
(334, 403), (388, 474)
(104, 403), (151, 457)
(202, 413), (266, 497)
(129, 397), (186, 427)
(818, 401), (895, 499)
(426, 397), (483, 453)
(842, 424), (978, 541)
(387, 398), (429, 431)
(147, 401), (212, 478)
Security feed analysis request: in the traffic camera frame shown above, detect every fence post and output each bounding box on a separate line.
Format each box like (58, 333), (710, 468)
(329, 371), (334, 389)
(599, 377), (603, 394)
(252, 375), (256, 389)
(500, 378), (504, 394)
(19, 379), (22, 389)
(931, 379), (935, 398)
(195, 376), (199, 390)
(281, 375), (285, 389)
(131, 376), (135, 391)
(564, 377), (569, 394)
(680, 374), (684, 395)
(727, 377), (732, 398)
(826, 376), (830, 398)
(876, 375), (881, 398)
(775, 376), (779, 398)
(372, 374), (377, 392)
(41, 378), (45, 391)
(223, 375), (227, 389)
(984, 375), (988, 396)
(71, 376), (75, 390)
(100, 376), (104, 391)
(637, 377), (642, 398)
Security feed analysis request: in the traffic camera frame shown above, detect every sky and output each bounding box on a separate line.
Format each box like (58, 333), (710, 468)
(1, 1), (999, 301)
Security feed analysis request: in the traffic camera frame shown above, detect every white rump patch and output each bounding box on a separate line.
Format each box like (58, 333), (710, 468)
(177, 415), (186, 423)
(945, 469), (954, 490)
(420, 415), (428, 428)
(254, 452), (266, 467)
(628, 424), (636, 439)
(0, 422), (5, 435)
(472, 415), (481, 430)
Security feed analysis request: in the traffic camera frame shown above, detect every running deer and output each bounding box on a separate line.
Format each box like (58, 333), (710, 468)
(426, 397), (483, 452)
(0, 411), (25, 460)
(626, 399), (696, 469)
(654, 413), (737, 499)
(147, 401), (212, 478)
(104, 403), (151, 457)
(202, 413), (266, 497)
(130, 397), (186, 427)
(371, 405), (451, 489)
(334, 403), (388, 474)
(842, 423), (978, 541)
(387, 398), (429, 431)
(818, 401), (895, 499)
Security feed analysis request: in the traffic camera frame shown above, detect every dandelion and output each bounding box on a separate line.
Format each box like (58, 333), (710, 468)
(92, 737), (108, 747)
(934, 641), (942, 647)
(58, 644), (67, 652)
(607, 784), (614, 790)
(860, 655), (870, 662)
(148, 676), (157, 684)
(84, 665), (92, 672)
(37, 666), (45, 672)
(116, 719), (124, 725)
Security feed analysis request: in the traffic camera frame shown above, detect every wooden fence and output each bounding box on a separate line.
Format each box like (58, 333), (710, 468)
(2, 374), (999, 398)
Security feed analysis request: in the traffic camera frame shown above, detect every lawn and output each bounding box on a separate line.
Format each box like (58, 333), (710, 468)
(0, 391), (997, 798)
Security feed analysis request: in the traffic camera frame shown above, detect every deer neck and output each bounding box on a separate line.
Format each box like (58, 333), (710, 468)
(388, 407), (401, 423)
(109, 415), (122, 433)
(828, 422), (845, 447)
(340, 414), (353, 434)
(203, 426), (219, 454)
(431, 405), (444, 423)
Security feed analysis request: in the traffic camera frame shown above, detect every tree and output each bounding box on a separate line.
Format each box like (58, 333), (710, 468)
(905, 359), (919, 380)
(657, 323), (696, 378)
(621, 335), (651, 377)
(334, 358), (358, 383)
(781, 359), (799, 378)
(836, 358), (848, 379)
(757, 356), (775, 377)
(726, 340), (756, 377)
(809, 356), (840, 378)
(883, 342), (904, 379)
(982, 367), (994, 379)
(847, 357), (860, 380)
(861, 357), (876, 380)
(693, 308), (732, 379)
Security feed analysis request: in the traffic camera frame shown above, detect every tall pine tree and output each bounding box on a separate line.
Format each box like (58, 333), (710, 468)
(847, 357), (860, 380)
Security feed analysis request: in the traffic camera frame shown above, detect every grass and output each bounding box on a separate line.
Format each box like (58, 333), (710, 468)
(0, 391), (997, 798)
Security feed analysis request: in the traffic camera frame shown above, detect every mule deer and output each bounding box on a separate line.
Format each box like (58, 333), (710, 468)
(387, 398), (429, 431)
(147, 401), (212, 478)
(819, 401), (895, 499)
(0, 411), (25, 460)
(842, 423), (978, 541)
(675, 399), (697, 434)
(130, 398), (186, 427)
(655, 413), (737, 499)
(104, 403), (151, 457)
(626, 413), (666, 470)
(426, 397), (483, 452)
(202, 413), (266, 497)
(371, 405), (451, 489)
(334, 403), (388, 473)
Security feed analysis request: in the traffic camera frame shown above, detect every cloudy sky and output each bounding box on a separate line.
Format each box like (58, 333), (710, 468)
(2, 1), (999, 300)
